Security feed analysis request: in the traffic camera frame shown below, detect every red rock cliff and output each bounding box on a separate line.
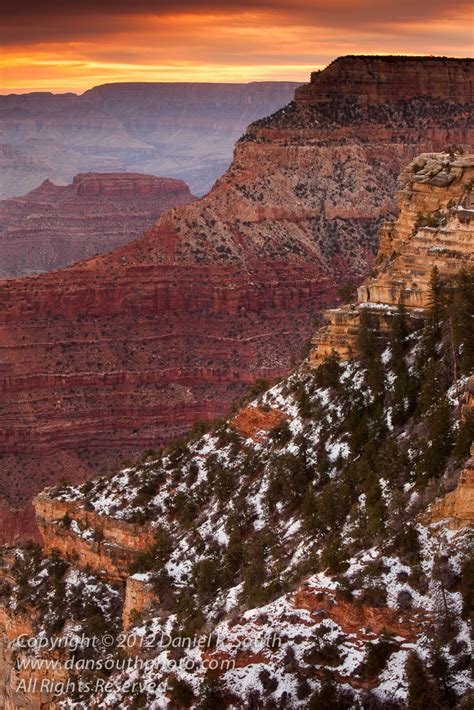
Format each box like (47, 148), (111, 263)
(0, 172), (195, 278)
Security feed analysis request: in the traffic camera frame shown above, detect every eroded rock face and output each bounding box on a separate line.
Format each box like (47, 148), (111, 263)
(34, 492), (155, 580)
(427, 448), (474, 528)
(309, 152), (474, 365)
(0, 172), (195, 278)
(0, 56), (473, 543)
(295, 55), (473, 105)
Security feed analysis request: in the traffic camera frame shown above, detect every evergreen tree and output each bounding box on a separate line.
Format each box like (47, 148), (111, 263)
(427, 265), (446, 333)
(447, 270), (474, 376)
(243, 532), (268, 603)
(357, 309), (385, 399)
(364, 470), (387, 539)
(198, 670), (227, 710)
(419, 394), (453, 480)
(357, 308), (379, 361)
(390, 300), (409, 359)
(316, 352), (342, 389)
(168, 676), (195, 708)
(418, 360), (445, 414)
(429, 644), (456, 707)
(309, 671), (353, 709)
(405, 652), (439, 710)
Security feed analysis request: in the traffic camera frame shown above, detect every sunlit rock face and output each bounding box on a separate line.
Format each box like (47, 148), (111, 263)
(309, 152), (474, 365)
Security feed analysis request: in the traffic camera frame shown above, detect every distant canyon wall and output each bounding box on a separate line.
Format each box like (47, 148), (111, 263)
(0, 82), (299, 198)
(0, 172), (195, 278)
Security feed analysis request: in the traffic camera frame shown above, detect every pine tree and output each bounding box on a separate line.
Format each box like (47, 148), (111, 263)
(418, 360), (445, 414)
(405, 652), (439, 709)
(390, 300), (409, 360)
(429, 644), (456, 707)
(364, 470), (387, 539)
(316, 352), (342, 389)
(427, 265), (446, 333)
(357, 308), (378, 361)
(243, 532), (268, 603)
(448, 270), (474, 375)
(198, 670), (226, 710)
(420, 394), (453, 479)
(357, 309), (385, 399)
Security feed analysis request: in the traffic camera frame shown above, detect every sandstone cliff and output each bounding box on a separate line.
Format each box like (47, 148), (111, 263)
(0, 172), (195, 278)
(309, 152), (474, 365)
(0, 56), (473, 544)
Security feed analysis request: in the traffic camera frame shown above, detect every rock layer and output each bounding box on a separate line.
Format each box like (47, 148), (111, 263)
(0, 172), (195, 278)
(309, 152), (474, 365)
(0, 56), (473, 543)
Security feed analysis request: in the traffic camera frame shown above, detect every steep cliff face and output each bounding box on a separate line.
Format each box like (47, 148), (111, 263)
(295, 55), (473, 105)
(0, 56), (473, 544)
(34, 491), (155, 580)
(0, 172), (195, 278)
(309, 152), (474, 365)
(0, 82), (298, 197)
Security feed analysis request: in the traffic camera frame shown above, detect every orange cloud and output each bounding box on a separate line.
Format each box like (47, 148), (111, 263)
(0, 3), (472, 92)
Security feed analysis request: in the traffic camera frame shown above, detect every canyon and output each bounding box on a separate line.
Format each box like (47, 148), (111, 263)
(0, 148), (472, 707)
(0, 172), (195, 278)
(0, 55), (473, 544)
(0, 81), (298, 198)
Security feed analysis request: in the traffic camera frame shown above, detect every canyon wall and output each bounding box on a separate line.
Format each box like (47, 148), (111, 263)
(0, 82), (298, 197)
(0, 172), (195, 278)
(308, 152), (474, 365)
(0, 56), (473, 543)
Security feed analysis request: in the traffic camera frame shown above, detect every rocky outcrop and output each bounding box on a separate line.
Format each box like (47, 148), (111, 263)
(231, 406), (286, 442)
(309, 152), (474, 366)
(34, 491), (155, 580)
(295, 55), (473, 106)
(0, 172), (195, 278)
(122, 575), (158, 631)
(0, 82), (298, 197)
(0, 56), (473, 544)
(427, 445), (474, 528)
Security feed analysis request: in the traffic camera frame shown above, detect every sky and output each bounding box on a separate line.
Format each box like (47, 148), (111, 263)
(1, 0), (473, 93)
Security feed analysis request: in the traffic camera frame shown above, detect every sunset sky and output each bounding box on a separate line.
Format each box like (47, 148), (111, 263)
(1, 0), (473, 93)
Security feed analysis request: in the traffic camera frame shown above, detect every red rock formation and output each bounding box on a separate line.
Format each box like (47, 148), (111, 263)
(231, 407), (286, 442)
(0, 56), (473, 543)
(295, 55), (473, 105)
(0, 172), (195, 278)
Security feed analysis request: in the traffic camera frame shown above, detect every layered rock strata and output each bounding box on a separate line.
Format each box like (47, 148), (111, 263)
(309, 152), (474, 366)
(0, 172), (195, 278)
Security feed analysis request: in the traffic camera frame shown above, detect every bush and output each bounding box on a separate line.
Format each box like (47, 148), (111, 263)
(268, 419), (292, 446)
(168, 676), (194, 707)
